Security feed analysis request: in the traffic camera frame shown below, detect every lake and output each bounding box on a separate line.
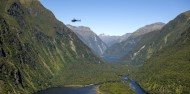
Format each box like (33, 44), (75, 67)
(35, 76), (146, 94)
(35, 85), (98, 94)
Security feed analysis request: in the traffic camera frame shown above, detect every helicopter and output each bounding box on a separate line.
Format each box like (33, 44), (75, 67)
(71, 18), (81, 22)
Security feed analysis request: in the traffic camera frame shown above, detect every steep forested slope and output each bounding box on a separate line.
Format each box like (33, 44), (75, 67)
(130, 10), (190, 93)
(0, 0), (118, 93)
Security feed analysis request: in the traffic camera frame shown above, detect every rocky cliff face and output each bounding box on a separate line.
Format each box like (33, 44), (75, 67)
(67, 25), (108, 56)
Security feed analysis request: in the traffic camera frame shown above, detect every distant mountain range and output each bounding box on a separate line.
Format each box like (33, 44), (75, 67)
(99, 33), (131, 47)
(67, 25), (108, 56)
(67, 22), (166, 62)
(103, 22), (165, 59)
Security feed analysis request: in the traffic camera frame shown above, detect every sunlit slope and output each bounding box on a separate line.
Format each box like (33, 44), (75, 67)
(130, 10), (190, 93)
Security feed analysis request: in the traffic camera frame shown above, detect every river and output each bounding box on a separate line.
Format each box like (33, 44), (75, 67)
(35, 76), (146, 94)
(123, 76), (146, 94)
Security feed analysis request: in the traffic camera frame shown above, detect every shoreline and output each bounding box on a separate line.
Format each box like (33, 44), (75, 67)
(64, 84), (96, 87)
(95, 86), (107, 94)
(34, 84), (99, 94)
(95, 86), (101, 94)
(64, 84), (104, 94)
(63, 85), (84, 87)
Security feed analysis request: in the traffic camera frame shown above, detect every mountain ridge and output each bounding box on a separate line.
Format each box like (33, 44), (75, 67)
(99, 33), (131, 47)
(103, 22), (165, 59)
(67, 25), (108, 56)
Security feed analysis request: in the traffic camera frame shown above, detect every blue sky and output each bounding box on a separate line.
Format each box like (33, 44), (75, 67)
(40, 0), (190, 36)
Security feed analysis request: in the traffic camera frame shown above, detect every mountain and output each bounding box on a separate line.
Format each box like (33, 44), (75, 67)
(122, 30), (161, 64)
(99, 33), (131, 47)
(0, 0), (118, 93)
(104, 22), (165, 59)
(67, 25), (108, 56)
(118, 33), (132, 42)
(98, 34), (120, 47)
(130, 22), (166, 38)
(128, 10), (190, 93)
